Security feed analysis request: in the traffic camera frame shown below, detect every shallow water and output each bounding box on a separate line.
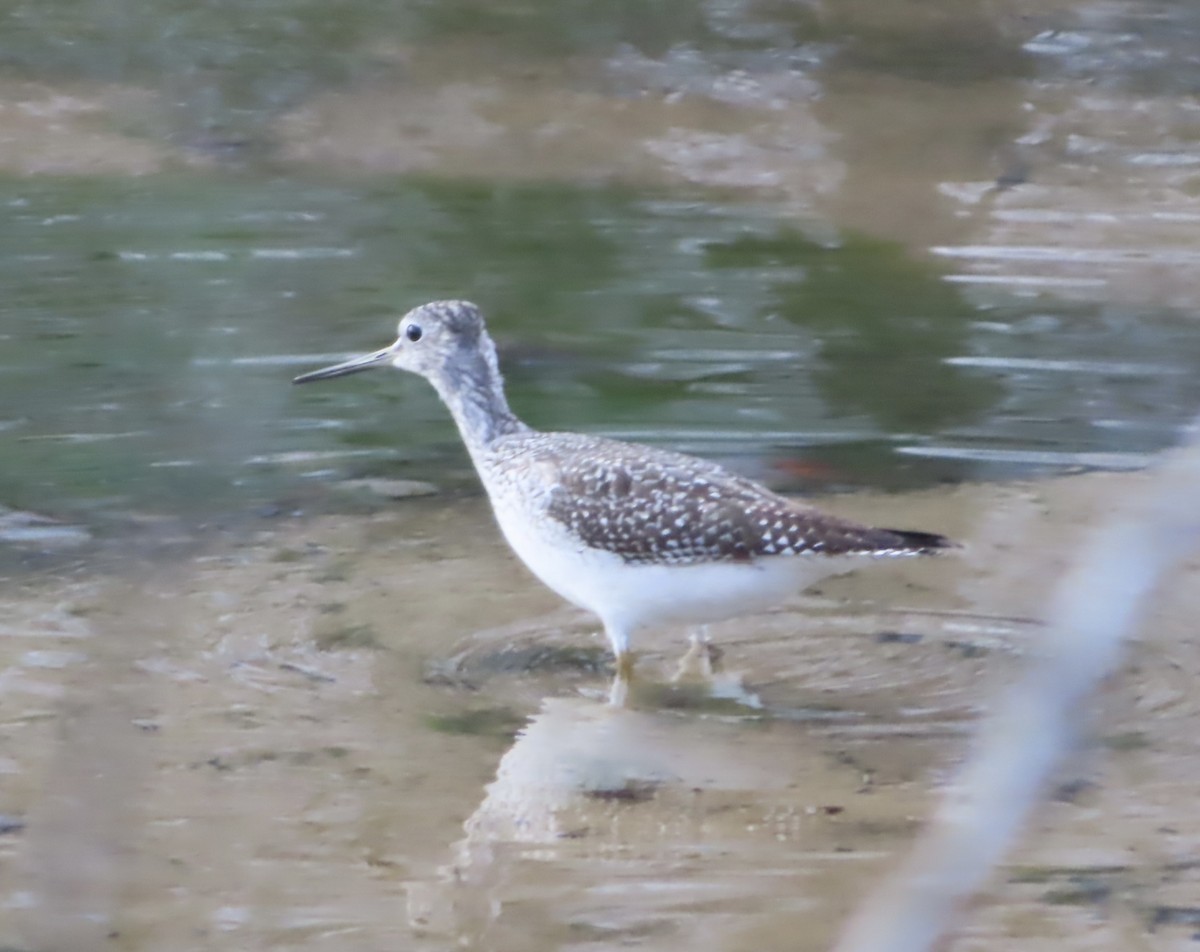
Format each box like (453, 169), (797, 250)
(3, 1), (1200, 949)
(2, 475), (1199, 950)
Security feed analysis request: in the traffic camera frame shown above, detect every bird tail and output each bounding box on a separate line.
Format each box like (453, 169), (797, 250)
(879, 528), (958, 554)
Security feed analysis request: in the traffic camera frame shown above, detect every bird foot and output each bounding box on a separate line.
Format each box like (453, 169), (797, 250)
(614, 651), (637, 682)
(671, 631), (724, 685)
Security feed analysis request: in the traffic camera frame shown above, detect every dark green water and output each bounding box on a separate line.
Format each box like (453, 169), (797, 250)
(3, 175), (1197, 533)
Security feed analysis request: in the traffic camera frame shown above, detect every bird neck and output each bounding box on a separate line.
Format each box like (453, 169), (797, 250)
(431, 345), (528, 454)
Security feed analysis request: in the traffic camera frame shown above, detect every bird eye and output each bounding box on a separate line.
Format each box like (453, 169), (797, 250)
(405, 323), (423, 342)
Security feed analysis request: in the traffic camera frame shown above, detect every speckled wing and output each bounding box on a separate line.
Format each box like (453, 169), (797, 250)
(521, 434), (948, 566)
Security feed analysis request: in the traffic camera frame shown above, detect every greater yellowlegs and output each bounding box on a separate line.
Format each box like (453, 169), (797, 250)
(294, 301), (953, 693)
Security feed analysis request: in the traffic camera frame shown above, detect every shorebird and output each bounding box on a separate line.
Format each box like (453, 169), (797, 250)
(294, 301), (953, 698)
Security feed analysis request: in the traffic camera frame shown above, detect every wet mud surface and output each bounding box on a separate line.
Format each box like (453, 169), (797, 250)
(2, 470), (1198, 950)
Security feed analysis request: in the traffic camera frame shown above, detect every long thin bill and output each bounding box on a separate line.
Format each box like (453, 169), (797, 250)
(293, 347), (394, 384)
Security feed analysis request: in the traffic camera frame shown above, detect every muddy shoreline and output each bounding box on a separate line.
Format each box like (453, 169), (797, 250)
(2, 467), (1198, 949)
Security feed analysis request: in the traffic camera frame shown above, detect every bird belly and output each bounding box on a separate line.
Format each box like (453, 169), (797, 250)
(596, 556), (856, 631)
(491, 500), (858, 632)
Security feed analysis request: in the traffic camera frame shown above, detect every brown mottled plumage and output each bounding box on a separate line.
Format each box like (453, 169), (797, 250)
(485, 431), (945, 566)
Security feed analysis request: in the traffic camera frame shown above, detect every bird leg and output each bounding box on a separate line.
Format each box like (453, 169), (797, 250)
(606, 651), (636, 706)
(601, 622), (636, 706)
(615, 651), (637, 682)
(672, 628), (723, 684)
